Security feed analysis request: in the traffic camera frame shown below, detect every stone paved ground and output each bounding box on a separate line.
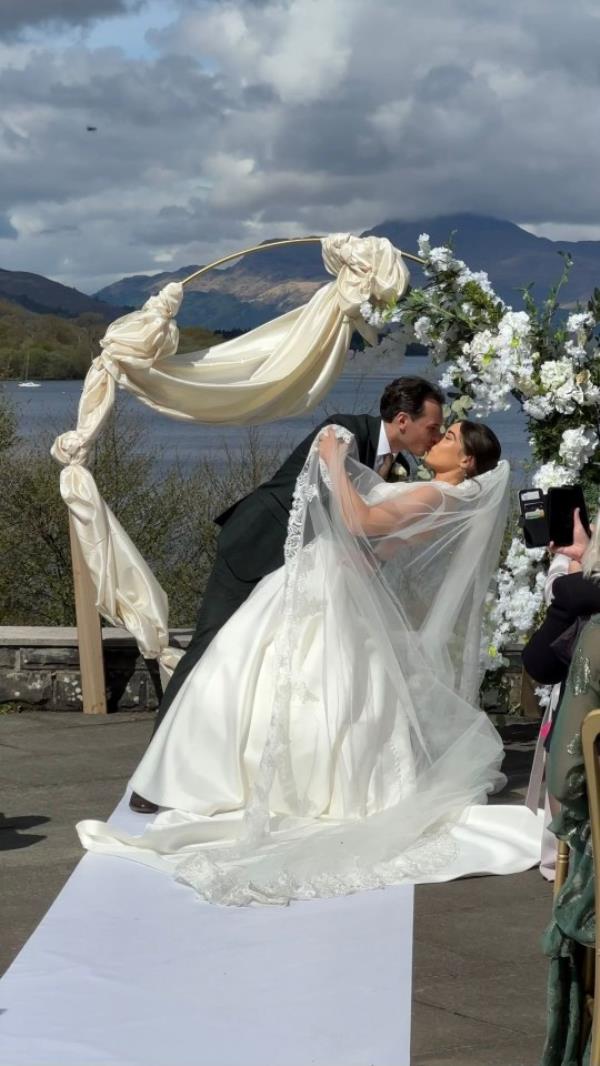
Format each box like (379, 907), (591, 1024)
(0, 712), (549, 1065)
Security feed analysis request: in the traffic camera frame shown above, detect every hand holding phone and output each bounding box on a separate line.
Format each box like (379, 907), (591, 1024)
(549, 507), (591, 560)
(547, 486), (591, 548)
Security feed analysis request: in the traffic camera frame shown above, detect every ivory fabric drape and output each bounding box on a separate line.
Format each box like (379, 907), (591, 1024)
(51, 233), (410, 673)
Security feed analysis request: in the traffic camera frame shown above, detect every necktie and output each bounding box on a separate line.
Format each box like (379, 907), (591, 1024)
(377, 453), (394, 480)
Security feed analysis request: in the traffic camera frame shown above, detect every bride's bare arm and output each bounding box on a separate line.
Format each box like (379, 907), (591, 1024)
(319, 429), (439, 537)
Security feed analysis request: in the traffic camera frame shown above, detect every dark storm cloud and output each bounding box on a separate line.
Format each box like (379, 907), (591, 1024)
(0, 0), (140, 35)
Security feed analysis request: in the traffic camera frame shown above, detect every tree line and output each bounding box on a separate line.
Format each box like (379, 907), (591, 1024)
(0, 299), (224, 380)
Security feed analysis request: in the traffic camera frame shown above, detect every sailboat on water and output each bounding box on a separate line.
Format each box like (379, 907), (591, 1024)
(18, 352), (40, 388)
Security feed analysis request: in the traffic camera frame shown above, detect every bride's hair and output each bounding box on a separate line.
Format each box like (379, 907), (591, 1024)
(460, 421), (501, 477)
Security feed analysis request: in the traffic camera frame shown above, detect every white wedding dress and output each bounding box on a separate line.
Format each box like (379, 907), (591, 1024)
(78, 430), (541, 905)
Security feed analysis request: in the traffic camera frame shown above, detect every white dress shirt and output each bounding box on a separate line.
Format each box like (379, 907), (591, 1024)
(376, 421), (393, 466)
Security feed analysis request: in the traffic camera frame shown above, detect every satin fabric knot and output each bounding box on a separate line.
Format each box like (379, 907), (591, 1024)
(99, 281), (183, 370)
(50, 429), (90, 467)
(322, 233), (410, 317)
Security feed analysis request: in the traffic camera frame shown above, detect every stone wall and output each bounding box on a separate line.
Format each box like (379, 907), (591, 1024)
(0, 626), (534, 718)
(0, 627), (192, 712)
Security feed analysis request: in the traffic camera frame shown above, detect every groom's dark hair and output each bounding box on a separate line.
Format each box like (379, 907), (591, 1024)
(380, 376), (444, 422)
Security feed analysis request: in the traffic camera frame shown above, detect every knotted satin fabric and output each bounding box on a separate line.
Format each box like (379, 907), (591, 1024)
(51, 234), (410, 672)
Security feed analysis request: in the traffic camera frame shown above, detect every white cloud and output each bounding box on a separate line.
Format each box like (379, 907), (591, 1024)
(3, 0), (600, 289)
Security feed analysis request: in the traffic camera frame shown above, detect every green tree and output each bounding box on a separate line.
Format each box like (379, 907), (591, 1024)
(0, 387), (17, 451)
(0, 408), (287, 627)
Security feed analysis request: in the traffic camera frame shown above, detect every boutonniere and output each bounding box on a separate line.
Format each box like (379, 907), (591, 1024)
(388, 462), (408, 482)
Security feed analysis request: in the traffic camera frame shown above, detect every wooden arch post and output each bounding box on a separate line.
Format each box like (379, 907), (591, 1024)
(70, 515), (107, 714)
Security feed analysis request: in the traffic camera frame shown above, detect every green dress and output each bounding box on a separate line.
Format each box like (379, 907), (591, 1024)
(541, 616), (600, 1066)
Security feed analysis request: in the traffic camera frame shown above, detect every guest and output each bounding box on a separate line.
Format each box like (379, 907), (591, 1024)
(522, 510), (599, 882)
(523, 511), (600, 691)
(540, 613), (599, 1065)
(538, 507), (600, 1061)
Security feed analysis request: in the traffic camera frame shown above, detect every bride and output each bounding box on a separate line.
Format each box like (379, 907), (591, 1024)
(79, 419), (512, 905)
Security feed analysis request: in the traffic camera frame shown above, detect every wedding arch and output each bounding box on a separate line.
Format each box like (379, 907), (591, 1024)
(54, 228), (597, 712)
(52, 233), (420, 711)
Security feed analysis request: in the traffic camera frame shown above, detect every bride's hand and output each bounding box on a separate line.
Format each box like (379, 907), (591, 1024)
(319, 427), (347, 465)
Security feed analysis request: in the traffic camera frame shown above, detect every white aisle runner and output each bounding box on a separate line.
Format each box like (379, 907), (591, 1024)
(0, 798), (414, 1066)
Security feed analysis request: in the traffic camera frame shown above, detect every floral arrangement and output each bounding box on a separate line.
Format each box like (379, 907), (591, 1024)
(361, 234), (600, 675)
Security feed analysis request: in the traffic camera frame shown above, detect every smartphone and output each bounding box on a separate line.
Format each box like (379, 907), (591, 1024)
(547, 485), (591, 547)
(518, 488), (549, 548)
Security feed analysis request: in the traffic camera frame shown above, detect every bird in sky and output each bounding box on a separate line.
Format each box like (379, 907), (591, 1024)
(86, 126), (98, 132)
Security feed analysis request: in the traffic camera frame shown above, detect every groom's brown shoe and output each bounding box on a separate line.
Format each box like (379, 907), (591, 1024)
(129, 791), (159, 814)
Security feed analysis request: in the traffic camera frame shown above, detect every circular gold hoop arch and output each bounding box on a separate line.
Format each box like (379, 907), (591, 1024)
(182, 237), (425, 287)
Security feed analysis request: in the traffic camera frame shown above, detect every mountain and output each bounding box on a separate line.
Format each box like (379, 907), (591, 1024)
(94, 242), (329, 330)
(367, 215), (600, 306)
(0, 268), (125, 320)
(92, 215), (600, 331)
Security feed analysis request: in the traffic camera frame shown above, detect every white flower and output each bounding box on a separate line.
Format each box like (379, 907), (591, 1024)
(457, 266), (495, 296)
(523, 394), (554, 420)
(417, 232), (431, 258)
(413, 315), (434, 344)
(439, 367), (457, 390)
(539, 358), (573, 390)
(390, 462), (408, 481)
(428, 246), (454, 273)
(559, 426), (597, 469)
(538, 359), (585, 413)
(533, 461), (576, 492)
(567, 311), (594, 333)
(535, 685), (553, 710)
(564, 339), (587, 364)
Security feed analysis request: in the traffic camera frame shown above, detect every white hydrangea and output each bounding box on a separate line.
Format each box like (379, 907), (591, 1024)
(533, 461), (576, 492)
(483, 535), (547, 658)
(538, 359), (585, 414)
(539, 358), (574, 390)
(523, 394), (555, 420)
(559, 426), (597, 469)
(503, 538), (546, 579)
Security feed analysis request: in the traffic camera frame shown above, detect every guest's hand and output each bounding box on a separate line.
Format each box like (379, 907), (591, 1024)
(549, 508), (591, 562)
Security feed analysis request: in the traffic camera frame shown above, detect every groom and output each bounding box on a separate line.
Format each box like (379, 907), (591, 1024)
(131, 375), (445, 812)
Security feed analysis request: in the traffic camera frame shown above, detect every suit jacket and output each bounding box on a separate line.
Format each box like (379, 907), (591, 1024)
(215, 413), (410, 582)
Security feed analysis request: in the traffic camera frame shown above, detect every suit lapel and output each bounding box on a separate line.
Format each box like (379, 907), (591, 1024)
(366, 415), (380, 469)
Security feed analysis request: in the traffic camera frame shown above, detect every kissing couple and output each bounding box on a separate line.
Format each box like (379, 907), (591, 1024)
(79, 376), (515, 905)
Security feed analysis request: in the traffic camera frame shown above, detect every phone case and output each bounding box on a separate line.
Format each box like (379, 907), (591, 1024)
(519, 488), (549, 548)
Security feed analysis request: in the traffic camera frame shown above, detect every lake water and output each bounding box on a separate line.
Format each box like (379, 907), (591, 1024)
(2, 357), (531, 484)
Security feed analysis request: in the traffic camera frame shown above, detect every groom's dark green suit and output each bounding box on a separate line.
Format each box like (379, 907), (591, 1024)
(151, 412), (409, 735)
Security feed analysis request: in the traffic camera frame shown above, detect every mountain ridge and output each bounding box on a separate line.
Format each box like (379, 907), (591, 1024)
(93, 213), (600, 329)
(4, 214), (600, 332)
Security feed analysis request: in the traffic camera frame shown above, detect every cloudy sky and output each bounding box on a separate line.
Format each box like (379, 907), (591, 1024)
(2, 0), (600, 291)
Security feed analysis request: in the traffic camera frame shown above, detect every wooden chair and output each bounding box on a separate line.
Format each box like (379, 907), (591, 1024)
(581, 707), (600, 1064)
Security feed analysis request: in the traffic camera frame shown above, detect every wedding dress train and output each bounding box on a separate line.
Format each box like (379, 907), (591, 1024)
(78, 430), (542, 904)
